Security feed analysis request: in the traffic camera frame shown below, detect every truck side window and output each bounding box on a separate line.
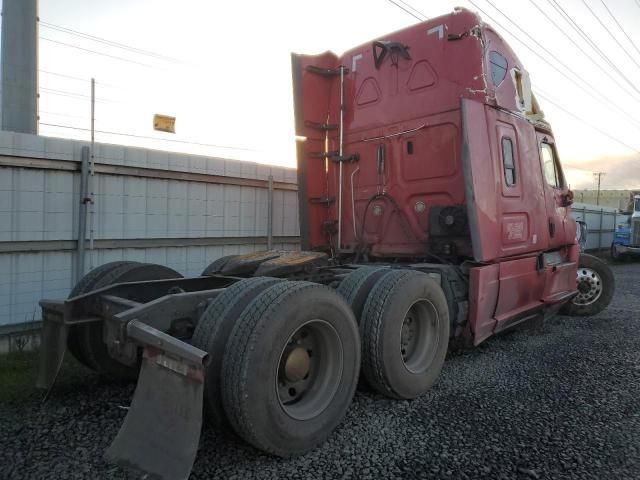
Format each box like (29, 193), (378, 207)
(541, 143), (561, 188)
(489, 51), (507, 86)
(501, 137), (516, 186)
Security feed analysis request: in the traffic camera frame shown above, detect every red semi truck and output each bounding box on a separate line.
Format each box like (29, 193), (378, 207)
(37, 7), (614, 480)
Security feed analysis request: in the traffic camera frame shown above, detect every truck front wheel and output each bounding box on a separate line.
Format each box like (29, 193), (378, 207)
(610, 244), (627, 262)
(562, 253), (615, 316)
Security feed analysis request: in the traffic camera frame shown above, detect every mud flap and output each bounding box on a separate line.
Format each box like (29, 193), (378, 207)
(35, 316), (68, 395)
(105, 320), (208, 480)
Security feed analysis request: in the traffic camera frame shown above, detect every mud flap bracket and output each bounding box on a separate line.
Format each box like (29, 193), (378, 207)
(35, 303), (69, 394)
(105, 320), (209, 480)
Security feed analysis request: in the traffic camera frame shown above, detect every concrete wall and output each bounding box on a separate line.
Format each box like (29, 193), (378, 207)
(0, 131), (300, 329)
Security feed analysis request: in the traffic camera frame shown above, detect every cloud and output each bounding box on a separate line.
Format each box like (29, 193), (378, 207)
(564, 154), (640, 190)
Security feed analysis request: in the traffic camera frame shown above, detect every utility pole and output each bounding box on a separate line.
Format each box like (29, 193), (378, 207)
(1, 0), (38, 133)
(593, 172), (606, 206)
(88, 78), (96, 270)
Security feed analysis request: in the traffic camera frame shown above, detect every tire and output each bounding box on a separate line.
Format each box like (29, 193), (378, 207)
(562, 253), (615, 316)
(72, 262), (183, 380)
(336, 267), (389, 322)
(221, 282), (360, 456)
(201, 255), (238, 276)
(610, 244), (626, 263)
(191, 276), (283, 427)
(67, 261), (141, 368)
(360, 270), (450, 400)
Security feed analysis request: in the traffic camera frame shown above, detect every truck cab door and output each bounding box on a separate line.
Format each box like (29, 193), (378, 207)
(535, 133), (573, 249)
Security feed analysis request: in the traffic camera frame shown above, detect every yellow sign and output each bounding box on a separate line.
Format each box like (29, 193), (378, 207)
(153, 114), (176, 133)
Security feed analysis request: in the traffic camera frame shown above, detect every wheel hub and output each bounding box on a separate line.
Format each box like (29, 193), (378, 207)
(577, 280), (591, 294)
(284, 347), (310, 382)
(573, 267), (603, 306)
(401, 316), (416, 361)
(399, 299), (440, 374)
(276, 320), (343, 420)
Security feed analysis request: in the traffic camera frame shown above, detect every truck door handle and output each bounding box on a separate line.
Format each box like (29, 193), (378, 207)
(548, 218), (556, 237)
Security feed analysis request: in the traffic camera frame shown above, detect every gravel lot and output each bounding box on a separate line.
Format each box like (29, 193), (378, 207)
(1, 261), (639, 480)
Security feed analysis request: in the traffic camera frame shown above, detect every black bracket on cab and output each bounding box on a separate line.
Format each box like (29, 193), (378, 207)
(373, 41), (411, 69)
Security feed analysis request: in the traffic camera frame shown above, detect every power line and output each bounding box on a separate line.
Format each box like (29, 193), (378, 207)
(528, 0), (640, 100)
(39, 86), (119, 104)
(535, 91), (640, 154)
(386, 0), (426, 21)
(39, 69), (138, 93)
(39, 69), (88, 83)
(468, 0), (640, 131)
(40, 37), (155, 68)
(39, 110), (93, 121)
(39, 122), (262, 152)
(546, 0), (640, 95)
(396, 0), (429, 20)
(599, 0), (640, 60)
(39, 21), (182, 64)
(580, 0), (640, 71)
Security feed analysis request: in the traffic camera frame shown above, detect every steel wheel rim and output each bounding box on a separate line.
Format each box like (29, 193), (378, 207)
(276, 319), (343, 420)
(573, 267), (603, 306)
(400, 298), (440, 374)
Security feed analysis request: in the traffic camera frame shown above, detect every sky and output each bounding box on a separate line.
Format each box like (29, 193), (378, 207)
(30, 0), (640, 190)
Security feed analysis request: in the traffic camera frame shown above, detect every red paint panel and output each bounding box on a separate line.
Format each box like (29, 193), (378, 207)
(542, 247), (577, 303)
(494, 256), (544, 324)
(542, 261), (576, 303)
(401, 123), (458, 182)
(292, 52), (339, 250)
(468, 264), (500, 345)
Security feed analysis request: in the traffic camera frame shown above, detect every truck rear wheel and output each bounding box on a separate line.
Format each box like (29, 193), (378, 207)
(221, 282), (360, 456)
(67, 261), (141, 369)
(337, 266), (388, 322)
(360, 270), (450, 400)
(70, 262), (182, 380)
(562, 253), (615, 316)
(201, 255), (238, 276)
(191, 277), (283, 427)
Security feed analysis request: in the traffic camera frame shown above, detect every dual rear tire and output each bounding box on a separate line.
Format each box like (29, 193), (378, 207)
(67, 261), (182, 380)
(194, 279), (361, 456)
(195, 269), (449, 456)
(338, 268), (450, 399)
(358, 270), (450, 399)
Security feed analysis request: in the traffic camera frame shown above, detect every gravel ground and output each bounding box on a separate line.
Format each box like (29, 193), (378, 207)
(1, 261), (639, 480)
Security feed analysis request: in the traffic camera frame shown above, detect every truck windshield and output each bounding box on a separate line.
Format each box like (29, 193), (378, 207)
(635, 198), (640, 212)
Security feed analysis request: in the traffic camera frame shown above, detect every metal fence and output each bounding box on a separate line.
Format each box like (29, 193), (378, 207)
(570, 202), (628, 252)
(0, 131), (300, 333)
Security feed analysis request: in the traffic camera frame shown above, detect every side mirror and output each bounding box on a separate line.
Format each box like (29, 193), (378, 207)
(575, 220), (587, 251)
(562, 190), (574, 207)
